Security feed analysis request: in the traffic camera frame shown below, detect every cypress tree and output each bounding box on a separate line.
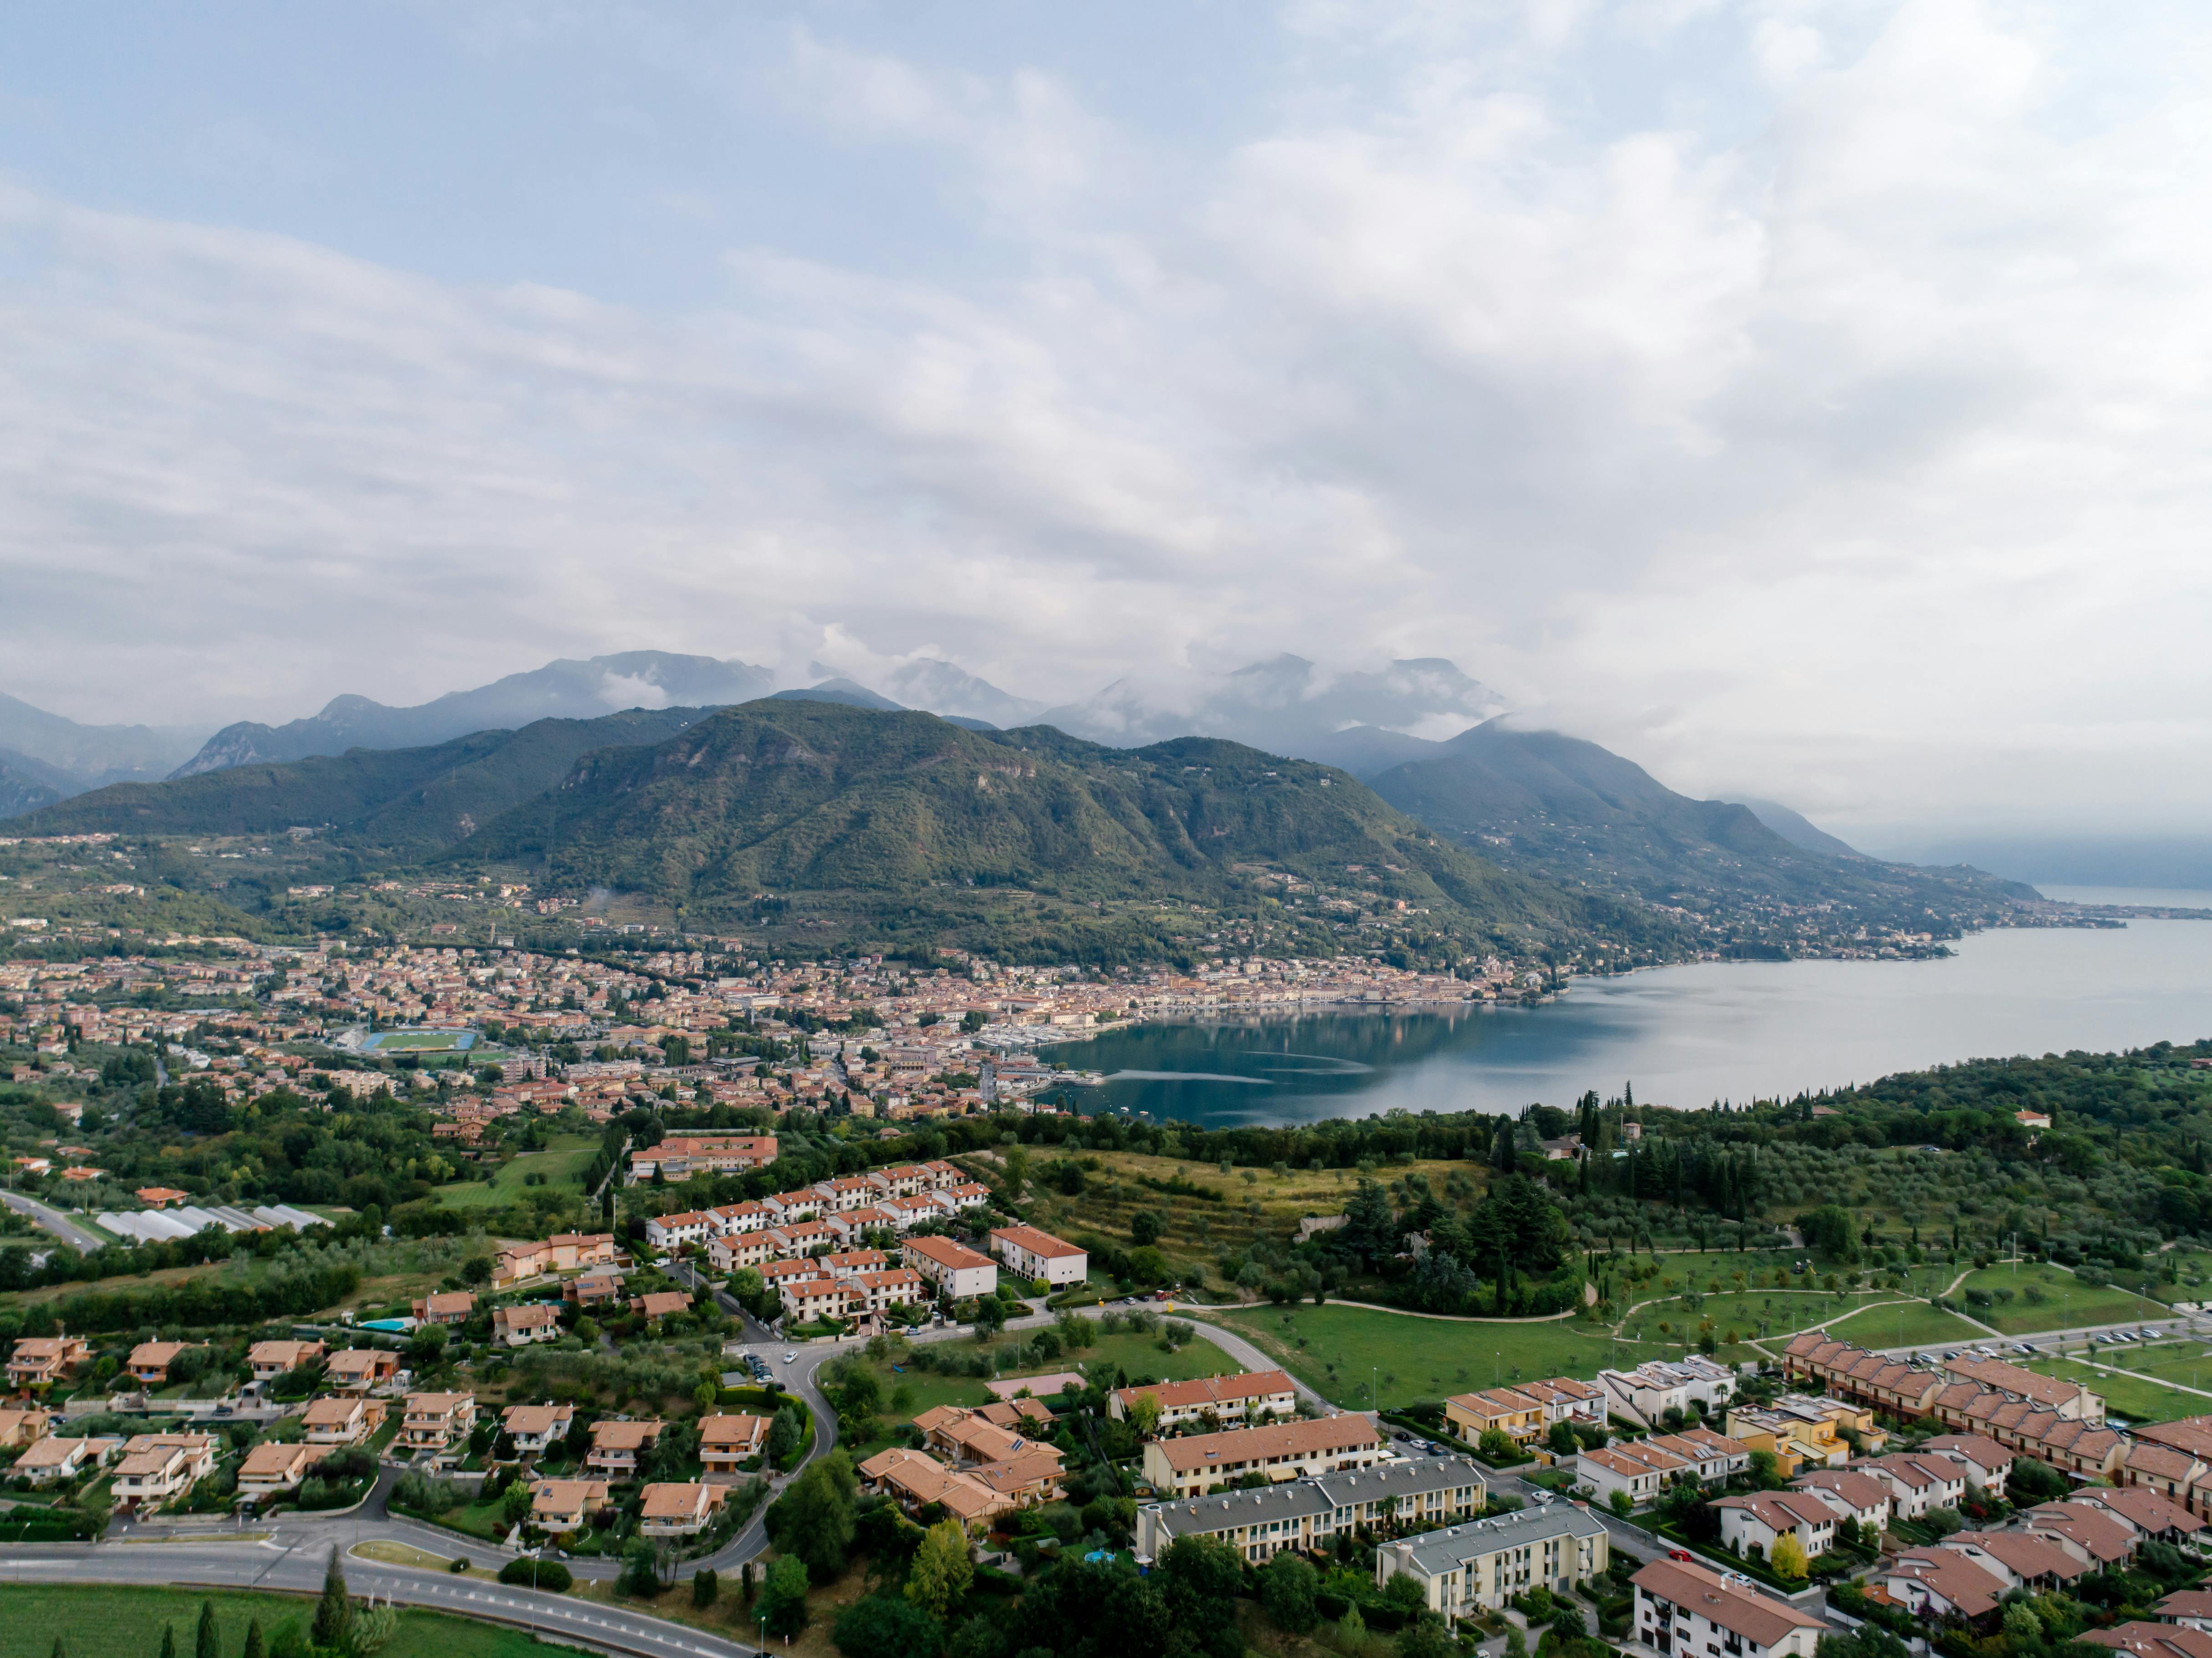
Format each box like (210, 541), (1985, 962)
(160, 1626), (176, 1658)
(312, 1545), (351, 1650)
(195, 1603), (219, 1658)
(52, 1637), (66, 1658)
(242, 1621), (264, 1658)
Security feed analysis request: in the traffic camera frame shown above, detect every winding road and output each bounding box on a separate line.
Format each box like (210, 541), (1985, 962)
(0, 1189), (108, 1254)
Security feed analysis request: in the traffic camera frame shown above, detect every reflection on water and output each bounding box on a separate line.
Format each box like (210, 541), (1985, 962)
(1045, 913), (2212, 1129)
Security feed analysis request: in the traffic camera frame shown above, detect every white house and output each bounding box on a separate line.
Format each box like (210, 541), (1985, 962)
(1712, 1490), (1837, 1562)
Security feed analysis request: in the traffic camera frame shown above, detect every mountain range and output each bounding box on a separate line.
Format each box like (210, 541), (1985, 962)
(169, 651), (773, 778)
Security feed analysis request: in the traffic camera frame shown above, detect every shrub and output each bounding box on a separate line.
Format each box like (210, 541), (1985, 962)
(498, 1558), (571, 1592)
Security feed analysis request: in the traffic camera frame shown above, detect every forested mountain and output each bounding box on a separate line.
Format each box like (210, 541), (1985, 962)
(1366, 719), (2031, 943)
(170, 650), (772, 777)
(452, 699), (1664, 957)
(24, 706), (716, 855)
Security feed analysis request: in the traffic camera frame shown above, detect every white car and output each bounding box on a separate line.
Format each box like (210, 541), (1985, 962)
(781, 1351), (798, 1363)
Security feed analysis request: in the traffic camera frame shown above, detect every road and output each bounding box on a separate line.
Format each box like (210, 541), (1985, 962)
(0, 1189), (108, 1253)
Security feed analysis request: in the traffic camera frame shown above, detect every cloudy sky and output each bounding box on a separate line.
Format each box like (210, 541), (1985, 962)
(3, 0), (2209, 841)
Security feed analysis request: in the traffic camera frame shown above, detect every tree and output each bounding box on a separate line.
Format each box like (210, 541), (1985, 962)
(1260, 1551), (1318, 1635)
(241, 1622), (264, 1658)
(1339, 1606), (1367, 1649)
(1399, 1616), (1458, 1658)
(1608, 1490), (1633, 1519)
(836, 1595), (947, 1658)
(1124, 1393), (1163, 1440)
(51, 1640), (65, 1658)
(1479, 1427), (1520, 1462)
(692, 1569), (718, 1609)
(1160, 1534), (1244, 1658)
(312, 1547), (351, 1651)
(1771, 1533), (1809, 1581)
(160, 1628), (176, 1658)
(619, 1538), (662, 1599)
(948, 1616), (1006, 1658)
(906, 1518), (975, 1618)
(760, 1556), (812, 1639)
(2002, 1602), (2044, 1648)
(1129, 1210), (1163, 1247)
(766, 1404), (803, 1466)
(765, 1450), (859, 1581)
(1547, 1419), (1580, 1457)
(195, 1602), (219, 1658)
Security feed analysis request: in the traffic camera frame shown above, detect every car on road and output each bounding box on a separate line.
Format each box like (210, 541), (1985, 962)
(1668, 1549), (1694, 1563)
(1393, 1431), (1412, 1443)
(782, 1351), (798, 1363)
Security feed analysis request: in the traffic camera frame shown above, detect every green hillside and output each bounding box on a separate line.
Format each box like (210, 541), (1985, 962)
(1370, 721), (2032, 952)
(20, 706), (714, 856)
(452, 701), (1681, 961)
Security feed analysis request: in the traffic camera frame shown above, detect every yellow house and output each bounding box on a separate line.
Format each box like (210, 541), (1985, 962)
(1445, 1387), (1547, 1443)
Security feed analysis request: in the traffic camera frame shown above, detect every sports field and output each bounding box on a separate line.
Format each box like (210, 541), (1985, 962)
(364, 1029), (476, 1052)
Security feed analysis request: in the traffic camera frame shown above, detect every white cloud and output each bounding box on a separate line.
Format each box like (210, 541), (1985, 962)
(3, 1), (2212, 837)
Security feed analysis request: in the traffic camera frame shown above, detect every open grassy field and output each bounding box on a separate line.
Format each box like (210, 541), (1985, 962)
(0, 1585), (555, 1658)
(2082, 1338), (2212, 1401)
(2017, 1355), (2207, 1425)
(1956, 1262), (2168, 1335)
(1822, 1300), (1991, 1350)
(1621, 1289), (1890, 1347)
(864, 1327), (1247, 1423)
(1215, 1302), (1652, 1411)
(438, 1135), (600, 1210)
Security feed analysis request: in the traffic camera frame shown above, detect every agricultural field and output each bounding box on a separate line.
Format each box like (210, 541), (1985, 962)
(1015, 1148), (1472, 1264)
(1214, 1302), (1641, 1411)
(861, 1328), (1247, 1423)
(1955, 1262), (2167, 1335)
(0, 1585), (553, 1658)
(438, 1136), (602, 1210)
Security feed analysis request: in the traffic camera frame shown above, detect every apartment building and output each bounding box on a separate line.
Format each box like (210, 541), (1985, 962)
(493, 1232), (618, 1290)
(1110, 1371), (1299, 1432)
(1144, 1414), (1383, 1499)
(988, 1224), (1088, 1287)
(1633, 1556), (1823, 1658)
(1134, 1457), (1486, 1563)
(627, 1135), (777, 1182)
(1598, 1356), (1739, 1423)
(644, 1211), (716, 1251)
(903, 1235), (998, 1299)
(1376, 1503), (1610, 1615)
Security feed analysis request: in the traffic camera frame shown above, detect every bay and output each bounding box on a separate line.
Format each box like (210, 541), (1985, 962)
(1043, 901), (2212, 1129)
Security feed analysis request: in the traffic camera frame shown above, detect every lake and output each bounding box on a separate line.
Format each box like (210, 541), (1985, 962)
(1042, 892), (2212, 1129)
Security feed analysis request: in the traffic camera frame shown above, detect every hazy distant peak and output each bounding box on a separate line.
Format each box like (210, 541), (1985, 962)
(879, 659), (1047, 727)
(1735, 798), (1867, 860)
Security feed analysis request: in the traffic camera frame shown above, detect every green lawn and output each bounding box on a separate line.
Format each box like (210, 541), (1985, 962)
(0, 1586), (557, 1658)
(1823, 1300), (1990, 1350)
(437, 1136), (599, 1210)
(2017, 1356), (2207, 1426)
(1627, 1250), (1832, 1296)
(1622, 1290), (1882, 1346)
(1214, 1304), (1642, 1411)
(1956, 1263), (2168, 1335)
(866, 1329), (1247, 1423)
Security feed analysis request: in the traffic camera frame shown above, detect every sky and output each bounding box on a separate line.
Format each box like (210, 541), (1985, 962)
(3, 0), (2211, 843)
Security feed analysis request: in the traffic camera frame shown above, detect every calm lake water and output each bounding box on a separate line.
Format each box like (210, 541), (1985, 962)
(1043, 895), (2212, 1129)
